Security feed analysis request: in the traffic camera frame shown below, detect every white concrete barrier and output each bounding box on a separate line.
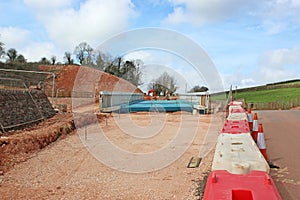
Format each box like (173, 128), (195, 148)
(212, 133), (270, 174)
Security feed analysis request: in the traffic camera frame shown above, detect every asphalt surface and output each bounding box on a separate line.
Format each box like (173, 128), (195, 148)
(257, 110), (300, 200)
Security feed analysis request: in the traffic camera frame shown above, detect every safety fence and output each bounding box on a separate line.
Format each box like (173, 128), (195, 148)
(203, 101), (282, 199)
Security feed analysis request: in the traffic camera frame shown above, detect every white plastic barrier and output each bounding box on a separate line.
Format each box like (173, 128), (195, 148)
(227, 112), (248, 121)
(212, 133), (270, 174)
(231, 101), (243, 106)
(228, 105), (242, 113)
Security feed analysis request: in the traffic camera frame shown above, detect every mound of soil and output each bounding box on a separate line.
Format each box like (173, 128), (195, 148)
(0, 114), (75, 173)
(39, 65), (142, 97)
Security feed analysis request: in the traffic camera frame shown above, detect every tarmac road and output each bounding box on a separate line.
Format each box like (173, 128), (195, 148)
(257, 110), (300, 200)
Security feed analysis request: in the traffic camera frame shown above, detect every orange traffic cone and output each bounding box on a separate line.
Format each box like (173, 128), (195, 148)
(247, 108), (253, 131)
(257, 123), (268, 162)
(252, 113), (258, 142)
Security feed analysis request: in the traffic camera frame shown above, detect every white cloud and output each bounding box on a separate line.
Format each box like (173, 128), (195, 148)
(219, 72), (262, 90)
(22, 42), (57, 62)
(261, 20), (287, 35)
(123, 51), (152, 63)
(0, 26), (57, 62)
(163, 0), (300, 35)
(257, 47), (300, 82)
(24, 0), (136, 50)
(163, 0), (255, 26)
(122, 49), (209, 93)
(217, 47), (300, 89)
(140, 64), (191, 93)
(292, 0), (300, 6)
(0, 27), (31, 49)
(258, 0), (300, 34)
(259, 48), (300, 69)
(0, 0), (136, 62)
(241, 78), (255, 86)
(24, 0), (72, 10)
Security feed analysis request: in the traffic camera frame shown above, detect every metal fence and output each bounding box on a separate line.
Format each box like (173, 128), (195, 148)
(0, 68), (55, 101)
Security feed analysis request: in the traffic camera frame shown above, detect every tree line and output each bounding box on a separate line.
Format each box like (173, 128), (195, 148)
(0, 37), (208, 92)
(0, 39), (142, 86)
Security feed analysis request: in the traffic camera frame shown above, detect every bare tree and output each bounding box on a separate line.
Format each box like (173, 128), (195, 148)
(73, 42), (93, 65)
(0, 38), (5, 58)
(95, 51), (110, 71)
(39, 57), (51, 65)
(189, 85), (209, 92)
(16, 54), (26, 63)
(149, 72), (177, 95)
(50, 56), (56, 65)
(103, 56), (143, 86)
(122, 60), (142, 86)
(104, 57), (122, 77)
(85, 46), (94, 66)
(64, 52), (73, 65)
(6, 48), (17, 63)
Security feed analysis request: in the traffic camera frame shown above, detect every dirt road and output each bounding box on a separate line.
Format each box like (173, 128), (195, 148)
(257, 110), (300, 200)
(0, 112), (224, 199)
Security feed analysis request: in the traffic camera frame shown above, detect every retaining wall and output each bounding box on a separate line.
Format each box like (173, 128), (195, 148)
(0, 89), (55, 131)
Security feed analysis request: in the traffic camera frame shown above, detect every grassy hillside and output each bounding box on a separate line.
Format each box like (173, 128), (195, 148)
(211, 79), (300, 109)
(235, 87), (300, 103)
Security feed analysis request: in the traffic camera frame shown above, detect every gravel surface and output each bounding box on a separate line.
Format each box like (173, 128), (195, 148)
(0, 112), (224, 199)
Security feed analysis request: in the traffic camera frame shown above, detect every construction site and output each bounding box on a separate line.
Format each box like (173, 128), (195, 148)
(0, 65), (300, 199)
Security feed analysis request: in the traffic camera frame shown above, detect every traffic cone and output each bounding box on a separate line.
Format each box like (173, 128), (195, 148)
(252, 113), (258, 142)
(257, 123), (268, 162)
(247, 108), (253, 131)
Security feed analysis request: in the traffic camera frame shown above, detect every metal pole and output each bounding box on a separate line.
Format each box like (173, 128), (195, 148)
(52, 74), (55, 104)
(56, 88), (59, 105)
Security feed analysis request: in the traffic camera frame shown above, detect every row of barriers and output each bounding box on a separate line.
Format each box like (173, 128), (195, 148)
(203, 101), (282, 199)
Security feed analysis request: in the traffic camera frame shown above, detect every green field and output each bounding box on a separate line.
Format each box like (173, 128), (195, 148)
(235, 87), (300, 103)
(211, 79), (300, 109)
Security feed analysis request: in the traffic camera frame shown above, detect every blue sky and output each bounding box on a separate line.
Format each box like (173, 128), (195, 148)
(1, 0), (300, 92)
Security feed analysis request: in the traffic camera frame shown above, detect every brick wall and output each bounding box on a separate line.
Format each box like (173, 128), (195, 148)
(0, 89), (55, 131)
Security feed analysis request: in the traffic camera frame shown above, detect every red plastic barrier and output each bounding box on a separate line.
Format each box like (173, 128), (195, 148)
(203, 170), (282, 200)
(221, 119), (250, 134)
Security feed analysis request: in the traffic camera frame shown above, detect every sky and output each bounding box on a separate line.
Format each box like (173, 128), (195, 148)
(1, 0), (300, 92)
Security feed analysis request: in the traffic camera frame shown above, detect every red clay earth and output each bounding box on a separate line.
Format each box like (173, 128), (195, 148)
(1, 65), (143, 176)
(39, 65), (143, 96)
(0, 112), (224, 199)
(0, 65), (224, 199)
